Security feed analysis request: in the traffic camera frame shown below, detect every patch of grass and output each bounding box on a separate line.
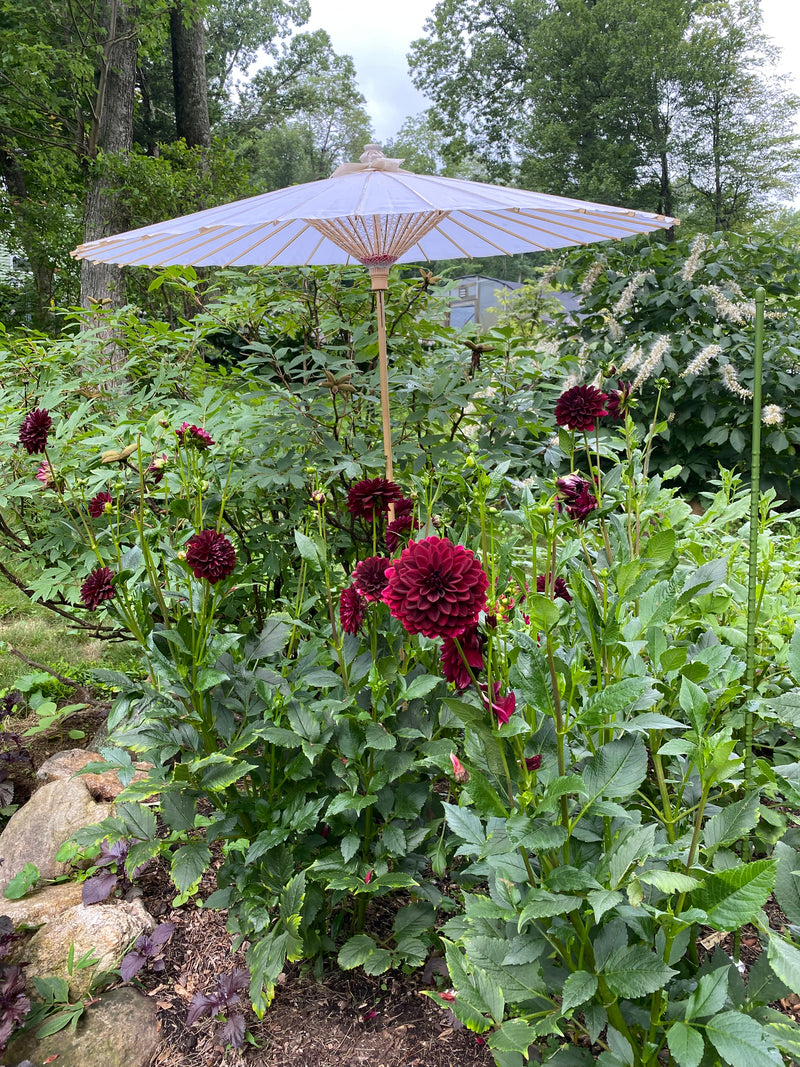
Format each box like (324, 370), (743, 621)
(0, 578), (137, 694)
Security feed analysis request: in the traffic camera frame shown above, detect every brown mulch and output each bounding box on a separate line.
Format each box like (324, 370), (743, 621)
(133, 856), (494, 1067)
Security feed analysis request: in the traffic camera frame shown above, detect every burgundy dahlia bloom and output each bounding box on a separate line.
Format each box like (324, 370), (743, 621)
(177, 422), (214, 449)
(18, 408), (52, 454)
(484, 682), (516, 725)
(185, 530), (236, 584)
(555, 474), (599, 523)
(385, 513), (421, 552)
(147, 453), (168, 484)
(382, 536), (488, 639)
(605, 380), (632, 421)
(80, 566), (115, 611)
(536, 574), (572, 603)
(352, 556), (390, 602)
(340, 585), (365, 634)
(347, 478), (406, 522)
(441, 623), (484, 689)
(88, 491), (113, 518)
(525, 754), (542, 771)
(555, 385), (608, 432)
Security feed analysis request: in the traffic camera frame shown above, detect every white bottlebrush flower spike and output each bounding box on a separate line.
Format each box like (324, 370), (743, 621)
(720, 363), (753, 401)
(632, 336), (670, 394)
(682, 343), (722, 378)
(680, 234), (709, 282)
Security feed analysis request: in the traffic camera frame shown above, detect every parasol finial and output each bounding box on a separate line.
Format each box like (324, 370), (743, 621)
(331, 144), (407, 177)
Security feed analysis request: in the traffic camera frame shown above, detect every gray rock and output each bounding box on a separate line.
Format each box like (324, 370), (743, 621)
(0, 881), (84, 928)
(0, 778), (112, 896)
(4, 985), (160, 1067)
(36, 748), (151, 801)
(18, 898), (154, 999)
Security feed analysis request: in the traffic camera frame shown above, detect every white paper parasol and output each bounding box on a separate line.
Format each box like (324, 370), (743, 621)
(72, 144), (678, 479)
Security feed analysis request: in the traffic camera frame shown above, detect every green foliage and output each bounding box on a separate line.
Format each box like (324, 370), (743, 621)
(1, 262), (800, 1067)
(550, 229), (800, 500)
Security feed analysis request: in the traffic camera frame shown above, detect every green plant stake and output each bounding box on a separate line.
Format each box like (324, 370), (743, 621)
(744, 286), (765, 785)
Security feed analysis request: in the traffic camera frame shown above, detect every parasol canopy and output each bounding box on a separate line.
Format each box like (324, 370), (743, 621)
(72, 144), (679, 478)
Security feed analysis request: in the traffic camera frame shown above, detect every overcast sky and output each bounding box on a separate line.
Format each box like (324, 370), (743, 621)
(304, 0), (800, 148)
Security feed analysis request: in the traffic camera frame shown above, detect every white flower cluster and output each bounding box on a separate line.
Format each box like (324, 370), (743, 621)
(681, 343), (722, 378)
(632, 336), (671, 394)
(720, 363), (753, 400)
(617, 346), (643, 375)
(680, 234), (710, 282)
(762, 404), (784, 426)
(612, 272), (650, 317)
(580, 260), (606, 295)
(702, 285), (751, 325)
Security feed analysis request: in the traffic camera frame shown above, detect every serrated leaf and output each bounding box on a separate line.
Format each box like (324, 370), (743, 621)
(640, 870), (702, 894)
(765, 1021), (800, 1060)
(691, 860), (777, 930)
(170, 841), (211, 893)
(488, 1019), (538, 1054)
(341, 833), (360, 862)
(767, 934), (800, 991)
(294, 529), (320, 566)
(679, 558), (727, 604)
(703, 794), (760, 851)
(195, 667), (229, 692)
(117, 801), (158, 841)
(327, 792), (378, 815)
(442, 802), (485, 851)
(667, 1021), (705, 1067)
(581, 736), (647, 801)
(587, 889), (623, 922)
(561, 970), (598, 1014)
(645, 529), (676, 563)
(774, 841), (800, 925)
(704, 1010), (783, 1067)
(685, 966), (729, 1020)
(518, 890), (582, 927)
(338, 933), (392, 974)
(404, 674), (440, 700)
(601, 946), (676, 998)
(787, 624), (800, 685)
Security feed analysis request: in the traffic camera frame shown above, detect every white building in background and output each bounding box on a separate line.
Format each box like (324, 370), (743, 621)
(446, 275), (522, 330)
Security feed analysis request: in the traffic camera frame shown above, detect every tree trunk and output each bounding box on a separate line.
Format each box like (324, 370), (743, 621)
(80, 0), (137, 314)
(170, 2), (211, 149)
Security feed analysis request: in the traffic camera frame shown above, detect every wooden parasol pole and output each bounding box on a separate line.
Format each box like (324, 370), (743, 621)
(369, 265), (394, 483)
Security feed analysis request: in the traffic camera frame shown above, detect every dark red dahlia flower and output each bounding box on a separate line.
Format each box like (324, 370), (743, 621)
(525, 754), (542, 771)
(147, 453), (168, 484)
(19, 409), (52, 454)
(177, 422), (214, 449)
(483, 682), (516, 725)
(352, 556), (390, 602)
(339, 585), (365, 634)
(605, 380), (632, 421)
(395, 495), (415, 516)
(555, 385), (608, 432)
(536, 574), (572, 602)
(385, 513), (421, 552)
(347, 477), (405, 522)
(88, 491), (113, 518)
(382, 536), (488, 639)
(555, 474), (599, 523)
(441, 623), (484, 689)
(80, 566), (115, 611)
(185, 530), (236, 584)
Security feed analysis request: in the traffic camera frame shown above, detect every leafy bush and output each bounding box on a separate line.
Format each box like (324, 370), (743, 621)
(548, 230), (800, 501)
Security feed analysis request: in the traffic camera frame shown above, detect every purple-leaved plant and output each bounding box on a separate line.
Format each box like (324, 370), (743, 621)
(187, 968), (249, 1048)
(119, 922), (175, 982)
